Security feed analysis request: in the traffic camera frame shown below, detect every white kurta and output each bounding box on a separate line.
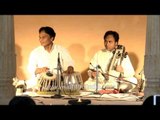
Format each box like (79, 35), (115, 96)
(26, 44), (74, 88)
(84, 49), (137, 92)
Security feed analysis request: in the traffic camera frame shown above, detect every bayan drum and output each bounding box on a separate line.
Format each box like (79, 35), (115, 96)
(37, 72), (57, 94)
(60, 72), (83, 95)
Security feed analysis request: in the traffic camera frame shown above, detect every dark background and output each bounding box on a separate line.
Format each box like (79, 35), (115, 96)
(0, 0), (160, 14)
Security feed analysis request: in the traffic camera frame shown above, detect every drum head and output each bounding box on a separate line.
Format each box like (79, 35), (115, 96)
(61, 72), (83, 95)
(37, 72), (57, 95)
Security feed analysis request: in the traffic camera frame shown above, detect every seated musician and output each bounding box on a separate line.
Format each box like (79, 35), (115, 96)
(26, 26), (74, 91)
(84, 30), (138, 94)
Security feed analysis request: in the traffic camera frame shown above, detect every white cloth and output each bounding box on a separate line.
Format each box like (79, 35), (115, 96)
(84, 49), (137, 92)
(26, 44), (74, 88)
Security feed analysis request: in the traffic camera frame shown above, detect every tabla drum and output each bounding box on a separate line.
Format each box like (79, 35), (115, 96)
(37, 72), (57, 94)
(60, 72), (83, 95)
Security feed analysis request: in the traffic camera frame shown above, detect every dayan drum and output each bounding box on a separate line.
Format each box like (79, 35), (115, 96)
(37, 72), (57, 94)
(60, 72), (83, 95)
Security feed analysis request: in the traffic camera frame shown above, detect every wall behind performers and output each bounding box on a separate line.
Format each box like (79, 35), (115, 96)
(14, 15), (146, 82)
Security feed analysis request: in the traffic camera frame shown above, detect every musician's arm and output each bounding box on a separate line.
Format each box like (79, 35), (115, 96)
(59, 48), (74, 71)
(27, 52), (38, 77)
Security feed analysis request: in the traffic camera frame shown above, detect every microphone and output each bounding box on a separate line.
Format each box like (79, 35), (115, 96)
(90, 63), (101, 71)
(57, 52), (62, 71)
(57, 52), (64, 81)
(97, 65), (101, 69)
(96, 65), (108, 81)
(52, 52), (64, 98)
(58, 52), (60, 65)
(89, 62), (94, 67)
(90, 62), (102, 72)
(90, 63), (108, 81)
(90, 63), (99, 93)
(89, 62), (97, 69)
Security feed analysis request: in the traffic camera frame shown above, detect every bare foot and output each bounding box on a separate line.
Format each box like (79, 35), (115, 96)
(138, 92), (144, 97)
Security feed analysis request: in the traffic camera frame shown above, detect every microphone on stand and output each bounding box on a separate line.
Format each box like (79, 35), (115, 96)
(90, 63), (108, 81)
(97, 65), (108, 81)
(89, 63), (100, 94)
(58, 52), (60, 66)
(58, 53), (64, 82)
(52, 52), (64, 98)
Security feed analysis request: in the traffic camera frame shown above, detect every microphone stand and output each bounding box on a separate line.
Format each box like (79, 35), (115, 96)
(89, 63), (100, 94)
(98, 65), (137, 86)
(94, 65), (100, 94)
(52, 53), (64, 98)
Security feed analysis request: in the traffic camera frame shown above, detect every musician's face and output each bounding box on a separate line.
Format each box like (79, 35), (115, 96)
(104, 35), (117, 51)
(39, 31), (54, 47)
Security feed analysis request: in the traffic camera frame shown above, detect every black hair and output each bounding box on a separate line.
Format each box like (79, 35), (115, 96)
(9, 96), (36, 106)
(39, 26), (56, 38)
(103, 30), (119, 43)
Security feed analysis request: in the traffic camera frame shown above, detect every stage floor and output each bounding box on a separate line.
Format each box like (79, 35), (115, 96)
(21, 91), (144, 105)
(32, 97), (143, 105)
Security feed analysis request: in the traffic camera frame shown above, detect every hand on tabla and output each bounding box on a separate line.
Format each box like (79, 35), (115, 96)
(35, 67), (49, 74)
(66, 66), (74, 74)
